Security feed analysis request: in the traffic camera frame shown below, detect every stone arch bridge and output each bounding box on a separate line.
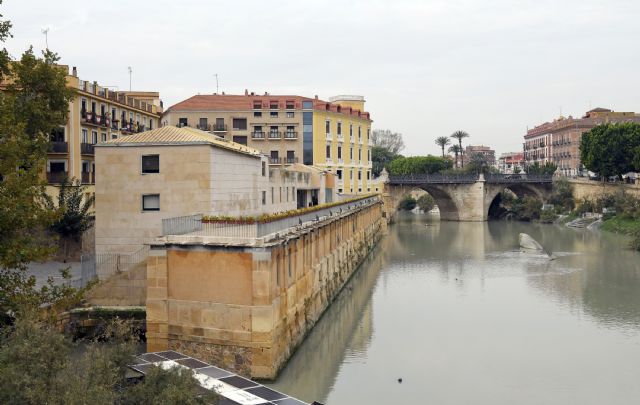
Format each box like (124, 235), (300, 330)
(382, 173), (553, 221)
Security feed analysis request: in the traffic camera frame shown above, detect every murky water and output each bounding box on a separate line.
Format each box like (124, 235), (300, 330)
(266, 213), (640, 405)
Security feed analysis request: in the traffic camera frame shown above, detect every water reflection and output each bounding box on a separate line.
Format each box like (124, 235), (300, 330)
(269, 212), (640, 404)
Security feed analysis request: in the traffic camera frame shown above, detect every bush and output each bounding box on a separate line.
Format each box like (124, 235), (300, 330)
(388, 156), (452, 175)
(416, 194), (435, 212)
(548, 178), (574, 212)
(398, 196), (417, 211)
(539, 209), (557, 224)
(511, 196), (542, 221)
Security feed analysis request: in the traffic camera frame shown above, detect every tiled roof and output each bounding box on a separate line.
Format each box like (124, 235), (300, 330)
(166, 94), (372, 121)
(99, 126), (262, 157)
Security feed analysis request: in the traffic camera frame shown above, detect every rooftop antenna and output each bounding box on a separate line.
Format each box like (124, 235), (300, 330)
(214, 73), (219, 93)
(41, 27), (49, 49)
(127, 66), (133, 91)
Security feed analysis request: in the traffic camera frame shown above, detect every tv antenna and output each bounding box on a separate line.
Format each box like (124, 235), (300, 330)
(127, 66), (132, 91)
(214, 73), (219, 94)
(41, 27), (49, 49)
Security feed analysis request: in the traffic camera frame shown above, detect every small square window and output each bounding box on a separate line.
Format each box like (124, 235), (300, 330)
(286, 112), (294, 118)
(270, 111), (278, 117)
(142, 194), (160, 211)
(142, 155), (159, 174)
(254, 111), (262, 117)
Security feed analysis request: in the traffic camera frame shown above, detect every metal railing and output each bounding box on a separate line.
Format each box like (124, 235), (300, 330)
(162, 196), (381, 239)
(388, 174), (479, 184)
(284, 131), (298, 139)
(47, 171), (68, 184)
(485, 173), (553, 183)
(86, 246), (149, 279)
(252, 131), (265, 139)
(81, 142), (95, 155)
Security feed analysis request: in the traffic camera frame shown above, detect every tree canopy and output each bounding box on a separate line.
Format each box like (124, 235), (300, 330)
(525, 162), (557, 175)
(580, 122), (640, 178)
(371, 145), (401, 177)
(387, 156), (452, 175)
(371, 129), (405, 155)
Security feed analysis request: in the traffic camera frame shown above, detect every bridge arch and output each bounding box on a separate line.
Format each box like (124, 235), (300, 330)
(383, 185), (461, 220)
(485, 183), (552, 219)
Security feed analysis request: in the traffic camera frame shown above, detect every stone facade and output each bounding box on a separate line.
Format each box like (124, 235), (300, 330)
(569, 179), (640, 201)
(146, 199), (384, 378)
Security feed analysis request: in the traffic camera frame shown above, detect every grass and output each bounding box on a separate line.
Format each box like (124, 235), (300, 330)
(600, 215), (640, 235)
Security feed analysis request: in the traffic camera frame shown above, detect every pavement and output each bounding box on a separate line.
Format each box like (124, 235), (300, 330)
(26, 261), (82, 289)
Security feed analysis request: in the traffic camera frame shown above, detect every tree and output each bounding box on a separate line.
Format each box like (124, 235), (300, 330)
(398, 195), (417, 211)
(450, 130), (469, 168)
(0, 3), (76, 314)
(417, 194), (435, 212)
(448, 144), (462, 168)
(371, 145), (401, 177)
(465, 152), (493, 174)
(525, 162), (557, 175)
(435, 136), (451, 158)
(371, 129), (405, 155)
(46, 177), (95, 259)
(580, 122), (640, 178)
(387, 156), (452, 175)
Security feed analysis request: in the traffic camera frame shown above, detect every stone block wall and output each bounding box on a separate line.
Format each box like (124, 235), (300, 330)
(146, 201), (384, 378)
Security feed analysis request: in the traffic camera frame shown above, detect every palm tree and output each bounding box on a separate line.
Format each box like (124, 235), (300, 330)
(448, 144), (462, 168)
(450, 130), (469, 168)
(435, 136), (451, 158)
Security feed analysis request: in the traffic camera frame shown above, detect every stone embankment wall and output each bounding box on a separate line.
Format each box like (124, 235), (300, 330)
(570, 179), (640, 201)
(146, 200), (384, 379)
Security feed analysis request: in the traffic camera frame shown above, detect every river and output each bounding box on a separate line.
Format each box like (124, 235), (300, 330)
(266, 212), (640, 404)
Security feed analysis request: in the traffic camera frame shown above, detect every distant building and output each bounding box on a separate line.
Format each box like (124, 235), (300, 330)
(162, 92), (372, 195)
(464, 145), (496, 166)
(94, 126), (335, 256)
(524, 108), (640, 176)
(497, 152), (525, 173)
(46, 66), (163, 195)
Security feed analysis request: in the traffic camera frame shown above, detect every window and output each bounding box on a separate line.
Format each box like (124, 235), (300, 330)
(350, 170), (353, 179)
(350, 148), (353, 160)
(337, 169), (343, 180)
(337, 146), (342, 159)
(232, 118), (247, 130)
(270, 102), (279, 109)
(302, 101), (313, 109)
(286, 150), (295, 163)
(270, 111), (278, 118)
(142, 155), (160, 174)
(325, 120), (330, 134)
(233, 136), (248, 145)
(271, 187), (274, 203)
(253, 101), (262, 109)
(367, 171), (370, 180)
(288, 247), (292, 278)
(358, 171), (362, 180)
(286, 101), (295, 109)
(101, 132), (107, 142)
(337, 122), (342, 135)
(91, 131), (98, 144)
(178, 117), (188, 127)
(82, 129), (88, 143)
(286, 187), (289, 202)
(111, 133), (117, 140)
(262, 191), (266, 205)
(254, 111), (262, 117)
(262, 162), (266, 176)
(326, 145), (331, 158)
(358, 149), (362, 160)
(286, 112), (294, 118)
(142, 194), (160, 211)
(50, 127), (65, 142)
(349, 124), (353, 136)
(199, 118), (208, 130)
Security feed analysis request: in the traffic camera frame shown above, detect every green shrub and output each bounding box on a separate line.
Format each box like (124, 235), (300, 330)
(398, 196), (417, 211)
(630, 229), (640, 251)
(416, 194), (435, 212)
(388, 156), (452, 175)
(539, 209), (557, 223)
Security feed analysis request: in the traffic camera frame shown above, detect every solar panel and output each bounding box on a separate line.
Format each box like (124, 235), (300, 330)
(128, 351), (310, 405)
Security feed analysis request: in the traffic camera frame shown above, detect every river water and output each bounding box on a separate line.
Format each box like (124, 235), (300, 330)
(266, 212), (640, 405)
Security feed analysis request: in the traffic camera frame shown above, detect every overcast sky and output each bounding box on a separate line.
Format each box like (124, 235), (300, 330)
(3, 0), (640, 156)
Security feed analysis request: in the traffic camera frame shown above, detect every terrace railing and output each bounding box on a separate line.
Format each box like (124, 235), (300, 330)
(161, 196), (381, 239)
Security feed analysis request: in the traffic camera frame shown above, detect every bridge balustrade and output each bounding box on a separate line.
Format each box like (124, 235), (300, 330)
(388, 173), (479, 184)
(484, 173), (553, 183)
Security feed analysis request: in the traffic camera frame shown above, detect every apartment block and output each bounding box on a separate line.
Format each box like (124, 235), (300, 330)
(524, 108), (640, 176)
(46, 66), (162, 194)
(464, 145), (496, 165)
(497, 152), (525, 174)
(162, 92), (372, 195)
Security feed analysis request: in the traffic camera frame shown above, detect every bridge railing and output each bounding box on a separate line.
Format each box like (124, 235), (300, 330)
(388, 173), (479, 184)
(484, 173), (553, 183)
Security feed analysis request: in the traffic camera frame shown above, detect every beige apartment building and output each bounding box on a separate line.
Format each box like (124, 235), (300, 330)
(94, 126), (335, 257)
(524, 108), (640, 176)
(162, 92), (372, 195)
(464, 145), (496, 165)
(46, 66), (162, 195)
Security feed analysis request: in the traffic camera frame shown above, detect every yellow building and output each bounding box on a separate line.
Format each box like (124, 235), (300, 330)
(46, 66), (162, 195)
(162, 92), (373, 195)
(312, 95), (372, 194)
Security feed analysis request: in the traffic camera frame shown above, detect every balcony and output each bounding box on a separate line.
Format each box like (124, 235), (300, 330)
(81, 111), (110, 128)
(269, 157), (282, 164)
(252, 131), (265, 139)
(48, 142), (68, 153)
(284, 157), (298, 164)
(212, 124), (228, 132)
(326, 158), (334, 165)
(326, 133), (332, 140)
(284, 131), (298, 139)
(47, 171), (68, 184)
(338, 158), (344, 164)
(350, 136), (355, 144)
(358, 138), (363, 145)
(268, 131), (282, 139)
(337, 134), (344, 142)
(81, 143), (95, 155)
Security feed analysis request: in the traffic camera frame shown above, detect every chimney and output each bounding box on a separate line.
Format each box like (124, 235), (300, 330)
(244, 89), (248, 96)
(72, 66), (77, 77)
(314, 95), (318, 100)
(264, 92), (268, 96)
(222, 91), (225, 95)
